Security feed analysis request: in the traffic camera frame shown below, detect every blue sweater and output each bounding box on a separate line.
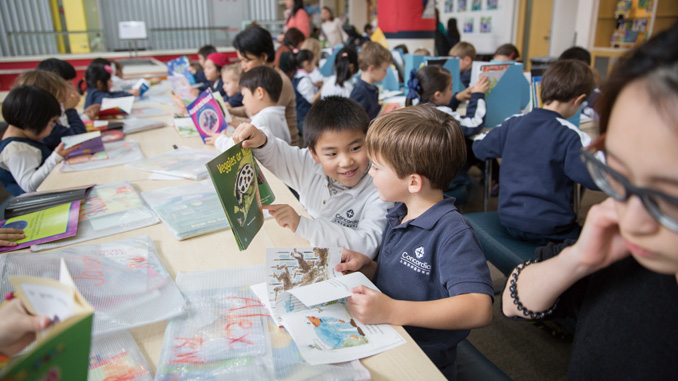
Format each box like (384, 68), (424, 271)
(41, 109), (87, 150)
(350, 78), (380, 120)
(84, 88), (132, 108)
(472, 108), (599, 235)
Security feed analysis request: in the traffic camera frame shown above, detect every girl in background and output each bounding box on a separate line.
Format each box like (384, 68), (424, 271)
(301, 38), (324, 86)
(321, 47), (358, 99)
(320, 6), (345, 47)
(281, 0), (310, 39)
(275, 27), (306, 76)
(291, 49), (321, 135)
(203, 52), (229, 98)
(80, 63), (137, 108)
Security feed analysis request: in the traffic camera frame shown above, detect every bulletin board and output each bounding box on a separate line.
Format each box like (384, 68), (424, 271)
(439, 0), (516, 54)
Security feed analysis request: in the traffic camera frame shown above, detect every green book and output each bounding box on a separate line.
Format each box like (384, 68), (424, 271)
(205, 142), (275, 250)
(1, 259), (94, 380)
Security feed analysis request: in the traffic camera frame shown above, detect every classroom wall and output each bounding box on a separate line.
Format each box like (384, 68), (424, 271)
(549, 0), (579, 57)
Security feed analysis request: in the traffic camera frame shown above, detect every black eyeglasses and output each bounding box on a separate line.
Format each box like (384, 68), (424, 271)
(580, 146), (678, 232)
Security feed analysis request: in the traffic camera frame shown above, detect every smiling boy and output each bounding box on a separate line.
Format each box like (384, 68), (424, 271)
(232, 96), (390, 258)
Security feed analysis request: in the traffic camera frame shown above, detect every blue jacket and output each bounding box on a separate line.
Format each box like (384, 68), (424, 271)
(350, 78), (380, 120)
(472, 108), (599, 235)
(224, 92), (243, 108)
(84, 88), (132, 108)
(41, 109), (88, 150)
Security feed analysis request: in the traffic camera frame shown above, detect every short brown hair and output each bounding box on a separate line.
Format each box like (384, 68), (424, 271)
(223, 63), (242, 80)
(449, 41), (476, 60)
(541, 59), (594, 104)
(15, 70), (69, 103)
(367, 104), (466, 190)
(358, 41), (392, 71)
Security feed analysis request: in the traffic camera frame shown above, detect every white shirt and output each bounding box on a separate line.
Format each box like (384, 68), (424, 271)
(321, 75), (354, 99)
(253, 129), (391, 258)
(309, 67), (324, 85)
(0, 141), (64, 193)
(321, 18), (347, 47)
(215, 105), (290, 152)
(294, 70), (316, 104)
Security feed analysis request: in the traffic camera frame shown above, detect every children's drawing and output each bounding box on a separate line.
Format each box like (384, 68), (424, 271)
(487, 0), (498, 10)
(464, 18), (474, 33)
(480, 16), (492, 33)
(458, 0), (467, 12)
(80, 183), (143, 221)
(472, 0), (481, 11)
(307, 315), (368, 350)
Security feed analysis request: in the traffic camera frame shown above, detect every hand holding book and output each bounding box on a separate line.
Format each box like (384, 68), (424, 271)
(262, 204), (300, 232)
(0, 228), (25, 247)
(0, 298), (52, 356)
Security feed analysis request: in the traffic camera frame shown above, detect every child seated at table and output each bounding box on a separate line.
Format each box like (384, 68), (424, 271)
(80, 62), (137, 108)
(189, 44), (217, 91)
(0, 86), (78, 195)
(233, 96), (390, 258)
(473, 59), (601, 245)
(291, 49), (322, 136)
(350, 42), (392, 120)
(335, 104), (493, 379)
(36, 58), (100, 120)
(207, 65), (289, 149)
(321, 47), (358, 99)
(220, 63), (243, 108)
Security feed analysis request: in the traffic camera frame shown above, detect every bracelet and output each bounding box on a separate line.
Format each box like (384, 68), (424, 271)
(508, 259), (559, 319)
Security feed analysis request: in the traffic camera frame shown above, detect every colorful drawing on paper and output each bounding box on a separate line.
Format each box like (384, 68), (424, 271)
(487, 0), (498, 10)
(472, 0), (481, 11)
(269, 248), (333, 302)
(303, 305), (368, 351)
(480, 17), (492, 33)
(445, 0), (454, 12)
(88, 351), (150, 381)
(80, 183), (143, 221)
(463, 18), (474, 33)
(458, 0), (467, 12)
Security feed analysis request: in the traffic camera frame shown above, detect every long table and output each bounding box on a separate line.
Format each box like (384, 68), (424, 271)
(36, 93), (445, 380)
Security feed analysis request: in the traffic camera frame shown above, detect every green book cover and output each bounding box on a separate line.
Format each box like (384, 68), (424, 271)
(206, 142), (274, 250)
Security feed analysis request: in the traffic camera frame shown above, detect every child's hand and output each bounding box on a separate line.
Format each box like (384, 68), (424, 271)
(471, 76), (490, 94)
(64, 89), (81, 110)
(190, 88), (201, 97)
(224, 103), (232, 109)
(130, 88), (141, 97)
(54, 142), (79, 158)
(455, 87), (473, 102)
(347, 286), (396, 325)
(0, 229), (24, 247)
(83, 104), (101, 120)
(335, 249), (372, 274)
(0, 299), (51, 356)
(262, 204), (301, 232)
(232, 123), (267, 148)
(188, 66), (197, 74)
(205, 135), (217, 146)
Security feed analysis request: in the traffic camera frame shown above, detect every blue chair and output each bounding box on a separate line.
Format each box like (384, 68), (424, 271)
(457, 339), (511, 381)
(464, 211), (540, 276)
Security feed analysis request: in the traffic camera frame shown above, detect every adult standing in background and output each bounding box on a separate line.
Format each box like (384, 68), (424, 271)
(447, 18), (461, 49)
(282, 0), (310, 39)
(321, 6), (346, 47)
(434, 8), (450, 56)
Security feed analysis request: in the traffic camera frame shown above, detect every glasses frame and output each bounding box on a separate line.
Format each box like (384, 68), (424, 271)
(580, 148), (678, 232)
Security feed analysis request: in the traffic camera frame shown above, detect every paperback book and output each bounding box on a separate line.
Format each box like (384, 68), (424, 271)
(173, 117), (199, 137)
(62, 131), (106, 159)
(0, 201), (80, 252)
(187, 88), (229, 143)
(4, 184), (93, 218)
(61, 140), (144, 172)
(166, 56), (196, 84)
(99, 96), (135, 118)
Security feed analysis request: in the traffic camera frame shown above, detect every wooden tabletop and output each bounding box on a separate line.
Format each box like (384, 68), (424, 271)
(36, 89), (445, 380)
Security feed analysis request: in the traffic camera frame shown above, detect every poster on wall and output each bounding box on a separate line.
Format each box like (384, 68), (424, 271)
(487, 0), (498, 10)
(480, 17), (492, 33)
(458, 0), (467, 12)
(472, 0), (482, 11)
(464, 18), (474, 32)
(445, 0), (454, 12)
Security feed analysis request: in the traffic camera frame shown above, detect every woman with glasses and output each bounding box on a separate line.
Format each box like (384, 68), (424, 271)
(502, 25), (678, 379)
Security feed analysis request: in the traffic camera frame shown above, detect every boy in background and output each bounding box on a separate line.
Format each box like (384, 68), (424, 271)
(221, 63), (244, 108)
(350, 42), (392, 120)
(207, 65), (289, 149)
(190, 45), (217, 91)
(449, 41), (475, 88)
(232, 96), (390, 258)
(337, 104), (493, 379)
(473, 59), (600, 245)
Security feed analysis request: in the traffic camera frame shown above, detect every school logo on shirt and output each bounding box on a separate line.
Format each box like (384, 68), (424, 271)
(400, 248), (431, 275)
(333, 209), (358, 229)
(346, 209), (354, 218)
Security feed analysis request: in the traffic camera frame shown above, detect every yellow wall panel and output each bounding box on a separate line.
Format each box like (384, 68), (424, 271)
(62, 0), (90, 53)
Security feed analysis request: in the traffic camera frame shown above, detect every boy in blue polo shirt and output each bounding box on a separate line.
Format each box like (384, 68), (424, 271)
(350, 42), (392, 120)
(336, 104), (493, 380)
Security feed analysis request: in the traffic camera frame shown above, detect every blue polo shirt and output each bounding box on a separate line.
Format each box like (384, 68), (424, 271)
(374, 198), (494, 372)
(350, 78), (380, 120)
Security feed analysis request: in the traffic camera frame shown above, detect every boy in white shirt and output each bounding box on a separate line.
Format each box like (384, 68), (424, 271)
(207, 65), (290, 150)
(233, 96), (390, 258)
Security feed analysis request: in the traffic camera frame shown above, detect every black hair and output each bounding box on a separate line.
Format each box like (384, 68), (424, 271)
(36, 58), (76, 81)
(559, 46), (592, 66)
(2, 85), (60, 135)
(233, 26), (275, 63)
(287, 0), (305, 21)
(494, 43), (520, 60)
(364, 24), (373, 33)
(283, 28), (306, 50)
(289, 49), (315, 71)
(405, 65), (452, 106)
(334, 47), (358, 87)
(541, 59), (594, 104)
(198, 45), (217, 58)
(91, 57), (111, 66)
(239, 65), (283, 103)
(304, 96), (369, 150)
(78, 63), (111, 95)
(447, 18), (460, 42)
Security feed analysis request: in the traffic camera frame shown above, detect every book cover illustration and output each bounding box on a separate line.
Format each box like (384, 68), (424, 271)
(0, 235), (185, 335)
(62, 131), (106, 158)
(99, 96), (135, 118)
(206, 142), (269, 250)
(173, 117), (199, 137)
(88, 330), (153, 380)
(479, 63), (511, 96)
(166, 56), (196, 84)
(167, 75), (197, 111)
(0, 201), (80, 252)
(0, 259), (94, 380)
(187, 88), (228, 143)
(379, 102), (403, 116)
(127, 146), (217, 180)
(155, 266), (370, 380)
(79, 182), (144, 222)
(61, 140), (144, 172)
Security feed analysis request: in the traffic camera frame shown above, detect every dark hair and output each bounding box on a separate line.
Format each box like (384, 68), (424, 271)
(78, 63), (111, 95)
(447, 18), (460, 43)
(598, 24), (678, 135)
(322, 6), (334, 21)
(393, 44), (409, 54)
(198, 45), (217, 58)
(91, 57), (111, 66)
(334, 47), (358, 87)
(494, 43), (520, 60)
(287, 0), (305, 20)
(304, 96), (369, 150)
(233, 26), (275, 63)
(289, 49), (315, 70)
(283, 27), (306, 50)
(364, 23), (372, 33)
(541, 59), (594, 104)
(239, 65), (283, 103)
(36, 58), (76, 81)
(405, 65), (452, 106)
(559, 46), (592, 66)
(2, 85), (61, 135)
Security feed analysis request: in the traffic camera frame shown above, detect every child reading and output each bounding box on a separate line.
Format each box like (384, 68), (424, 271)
(232, 96), (390, 258)
(203, 52), (229, 98)
(189, 45), (217, 91)
(473, 59), (600, 245)
(207, 65), (289, 149)
(81, 63), (137, 108)
(300, 37), (324, 86)
(221, 63), (243, 108)
(336, 104), (493, 379)
(291, 49), (321, 135)
(0, 298), (51, 357)
(321, 47), (358, 99)
(0, 86), (78, 195)
(350, 41), (392, 120)
(36, 58), (100, 120)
